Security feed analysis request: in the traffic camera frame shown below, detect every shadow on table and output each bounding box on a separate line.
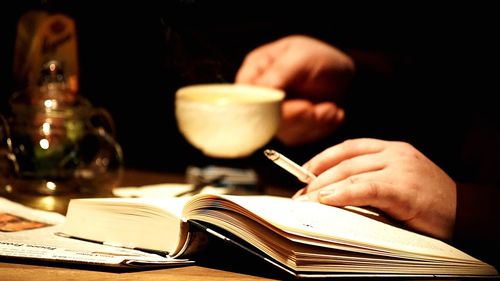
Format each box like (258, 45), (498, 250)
(0, 256), (191, 273)
(189, 236), (291, 280)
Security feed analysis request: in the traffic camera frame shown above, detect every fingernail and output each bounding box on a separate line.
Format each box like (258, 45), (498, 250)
(292, 188), (305, 199)
(302, 163), (311, 170)
(319, 189), (336, 197)
(294, 195), (309, 201)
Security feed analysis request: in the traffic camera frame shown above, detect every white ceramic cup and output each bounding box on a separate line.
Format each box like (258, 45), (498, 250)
(175, 83), (285, 158)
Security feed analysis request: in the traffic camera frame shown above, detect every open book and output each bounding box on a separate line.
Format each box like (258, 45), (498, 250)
(0, 197), (190, 269)
(60, 193), (498, 278)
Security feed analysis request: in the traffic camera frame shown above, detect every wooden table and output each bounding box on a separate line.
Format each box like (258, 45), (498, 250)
(0, 169), (294, 281)
(0, 262), (284, 281)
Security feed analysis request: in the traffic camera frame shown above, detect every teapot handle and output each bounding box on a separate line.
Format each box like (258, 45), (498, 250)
(88, 107), (117, 137)
(89, 107), (123, 165)
(0, 114), (19, 187)
(75, 108), (124, 194)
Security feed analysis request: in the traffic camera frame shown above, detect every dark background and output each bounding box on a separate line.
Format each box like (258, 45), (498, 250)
(1, 1), (498, 185)
(1, 0), (499, 269)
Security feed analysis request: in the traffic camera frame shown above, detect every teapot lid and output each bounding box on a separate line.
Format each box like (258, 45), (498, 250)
(9, 92), (93, 118)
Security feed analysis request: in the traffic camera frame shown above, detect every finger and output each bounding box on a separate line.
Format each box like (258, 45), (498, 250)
(235, 51), (273, 84)
(292, 187), (320, 202)
(313, 102), (345, 127)
(235, 39), (288, 85)
(305, 152), (386, 193)
(280, 99), (313, 121)
(317, 178), (411, 220)
(292, 187), (306, 199)
(304, 138), (387, 176)
(277, 101), (345, 146)
(280, 101), (343, 125)
(251, 54), (307, 89)
(318, 179), (388, 207)
(276, 100), (314, 146)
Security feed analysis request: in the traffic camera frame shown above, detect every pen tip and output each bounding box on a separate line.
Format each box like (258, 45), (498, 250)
(264, 149), (273, 157)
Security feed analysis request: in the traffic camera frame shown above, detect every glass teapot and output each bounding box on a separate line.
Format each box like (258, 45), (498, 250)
(0, 61), (123, 196)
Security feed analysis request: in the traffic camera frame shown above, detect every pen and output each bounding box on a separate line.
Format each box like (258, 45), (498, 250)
(264, 149), (316, 184)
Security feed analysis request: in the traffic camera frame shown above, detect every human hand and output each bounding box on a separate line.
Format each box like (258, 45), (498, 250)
(294, 138), (457, 240)
(235, 35), (355, 146)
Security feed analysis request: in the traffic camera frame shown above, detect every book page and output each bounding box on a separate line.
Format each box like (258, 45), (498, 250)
(61, 197), (191, 254)
(113, 183), (193, 198)
(189, 195), (479, 262)
(0, 196), (191, 267)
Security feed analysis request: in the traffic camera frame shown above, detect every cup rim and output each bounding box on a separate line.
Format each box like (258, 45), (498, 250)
(176, 83), (285, 104)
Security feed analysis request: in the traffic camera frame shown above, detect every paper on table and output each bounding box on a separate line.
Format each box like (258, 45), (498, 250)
(0, 225), (192, 267)
(0, 197), (65, 226)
